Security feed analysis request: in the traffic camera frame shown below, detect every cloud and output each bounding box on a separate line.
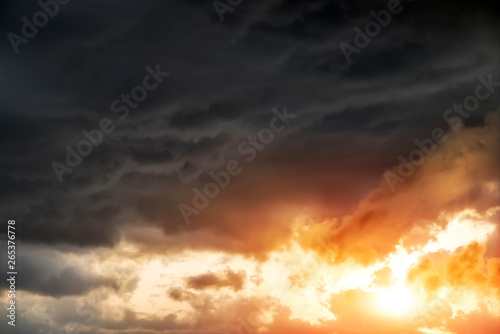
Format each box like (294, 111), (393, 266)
(407, 241), (500, 299)
(1, 0), (500, 257)
(315, 110), (500, 265)
(185, 269), (245, 291)
(0, 247), (118, 298)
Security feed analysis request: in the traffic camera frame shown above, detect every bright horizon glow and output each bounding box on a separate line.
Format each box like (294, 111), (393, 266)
(75, 209), (498, 331)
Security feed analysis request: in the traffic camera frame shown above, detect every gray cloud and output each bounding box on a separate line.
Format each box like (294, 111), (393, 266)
(1, 246), (117, 297)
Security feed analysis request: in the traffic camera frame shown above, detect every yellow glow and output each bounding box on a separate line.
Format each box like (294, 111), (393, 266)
(376, 283), (417, 317)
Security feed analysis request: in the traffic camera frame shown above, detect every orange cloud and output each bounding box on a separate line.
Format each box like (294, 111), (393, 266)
(408, 242), (499, 298)
(315, 111), (500, 266)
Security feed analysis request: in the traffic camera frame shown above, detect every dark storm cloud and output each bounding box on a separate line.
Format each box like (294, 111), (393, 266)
(0, 0), (499, 255)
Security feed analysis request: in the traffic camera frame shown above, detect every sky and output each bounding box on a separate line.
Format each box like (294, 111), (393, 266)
(0, 0), (499, 333)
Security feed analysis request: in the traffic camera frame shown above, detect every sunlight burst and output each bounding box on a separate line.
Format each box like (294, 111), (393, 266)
(376, 283), (417, 317)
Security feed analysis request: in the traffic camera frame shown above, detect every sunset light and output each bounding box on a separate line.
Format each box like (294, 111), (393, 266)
(1, 1), (500, 334)
(376, 283), (417, 317)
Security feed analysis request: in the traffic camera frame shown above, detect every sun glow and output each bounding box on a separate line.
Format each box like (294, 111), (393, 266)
(376, 283), (417, 317)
